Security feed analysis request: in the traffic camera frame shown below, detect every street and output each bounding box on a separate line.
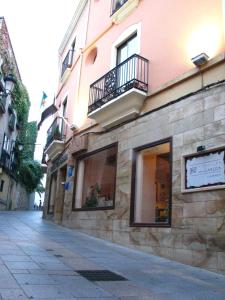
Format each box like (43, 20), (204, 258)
(0, 211), (224, 300)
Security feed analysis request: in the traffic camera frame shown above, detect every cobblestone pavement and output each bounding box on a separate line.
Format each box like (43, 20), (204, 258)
(0, 211), (225, 300)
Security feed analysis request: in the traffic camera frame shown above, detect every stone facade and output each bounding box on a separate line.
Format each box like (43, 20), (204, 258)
(44, 83), (225, 274)
(43, 0), (225, 275)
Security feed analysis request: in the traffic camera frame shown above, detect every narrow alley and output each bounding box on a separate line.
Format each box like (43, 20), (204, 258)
(0, 211), (224, 300)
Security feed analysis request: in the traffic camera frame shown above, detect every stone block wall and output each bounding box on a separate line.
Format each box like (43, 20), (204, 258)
(48, 83), (225, 274)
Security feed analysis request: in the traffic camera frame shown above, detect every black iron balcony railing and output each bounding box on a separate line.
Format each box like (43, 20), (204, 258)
(61, 49), (74, 77)
(0, 94), (7, 114)
(10, 160), (18, 174)
(88, 54), (149, 114)
(111, 0), (128, 15)
(45, 117), (67, 149)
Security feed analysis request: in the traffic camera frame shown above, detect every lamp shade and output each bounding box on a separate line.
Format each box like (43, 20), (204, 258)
(4, 74), (16, 93)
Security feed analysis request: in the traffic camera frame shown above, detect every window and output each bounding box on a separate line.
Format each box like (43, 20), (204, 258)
(74, 144), (117, 210)
(3, 134), (10, 153)
(116, 34), (138, 87)
(62, 99), (67, 118)
(61, 98), (67, 137)
(61, 38), (76, 77)
(131, 139), (172, 227)
(117, 33), (137, 65)
(111, 0), (128, 15)
(0, 180), (4, 192)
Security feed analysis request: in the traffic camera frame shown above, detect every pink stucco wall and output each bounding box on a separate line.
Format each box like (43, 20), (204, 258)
(57, 0), (225, 134)
(85, 0), (224, 90)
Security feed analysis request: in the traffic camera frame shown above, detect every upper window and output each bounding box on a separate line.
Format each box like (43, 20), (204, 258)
(110, 0), (139, 24)
(73, 144), (117, 210)
(61, 38), (76, 77)
(131, 139), (172, 227)
(111, 0), (128, 15)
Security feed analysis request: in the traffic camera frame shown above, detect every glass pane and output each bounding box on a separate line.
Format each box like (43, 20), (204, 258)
(117, 45), (128, 65)
(134, 142), (171, 224)
(127, 34), (138, 57)
(75, 146), (117, 209)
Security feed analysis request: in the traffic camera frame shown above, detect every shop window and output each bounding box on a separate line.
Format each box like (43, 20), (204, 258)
(131, 139), (172, 227)
(74, 144), (117, 210)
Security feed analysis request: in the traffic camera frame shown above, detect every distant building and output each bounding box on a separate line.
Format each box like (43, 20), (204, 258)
(43, 0), (225, 274)
(0, 17), (28, 210)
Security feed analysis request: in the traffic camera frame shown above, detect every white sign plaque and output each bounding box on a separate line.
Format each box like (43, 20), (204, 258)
(186, 151), (225, 188)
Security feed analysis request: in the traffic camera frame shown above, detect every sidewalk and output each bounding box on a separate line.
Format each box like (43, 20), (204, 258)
(0, 211), (224, 300)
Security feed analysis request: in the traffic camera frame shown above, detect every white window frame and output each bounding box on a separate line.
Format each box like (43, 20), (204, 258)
(110, 22), (141, 69)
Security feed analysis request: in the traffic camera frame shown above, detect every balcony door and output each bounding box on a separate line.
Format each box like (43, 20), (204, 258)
(103, 33), (138, 100)
(116, 33), (138, 88)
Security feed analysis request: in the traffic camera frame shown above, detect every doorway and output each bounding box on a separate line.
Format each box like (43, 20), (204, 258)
(56, 166), (67, 223)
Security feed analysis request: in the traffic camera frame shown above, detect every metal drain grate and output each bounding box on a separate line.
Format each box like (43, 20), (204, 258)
(76, 270), (127, 281)
(54, 254), (63, 258)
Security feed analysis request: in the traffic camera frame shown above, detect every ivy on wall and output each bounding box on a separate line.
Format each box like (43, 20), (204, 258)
(12, 80), (30, 129)
(18, 160), (43, 193)
(1, 19), (44, 195)
(22, 121), (38, 160)
(12, 80), (44, 193)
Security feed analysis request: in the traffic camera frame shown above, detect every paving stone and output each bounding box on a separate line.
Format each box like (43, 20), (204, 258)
(14, 274), (57, 285)
(4, 261), (41, 270)
(0, 255), (32, 262)
(21, 284), (74, 298)
(96, 281), (152, 297)
(0, 289), (28, 300)
(0, 275), (20, 289)
(10, 269), (30, 274)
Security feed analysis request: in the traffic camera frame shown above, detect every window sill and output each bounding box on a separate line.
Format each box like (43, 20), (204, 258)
(60, 66), (72, 84)
(111, 0), (139, 24)
(72, 206), (115, 212)
(130, 222), (171, 228)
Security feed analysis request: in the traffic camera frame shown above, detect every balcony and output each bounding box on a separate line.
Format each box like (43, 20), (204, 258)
(88, 54), (148, 128)
(61, 49), (74, 78)
(45, 117), (67, 161)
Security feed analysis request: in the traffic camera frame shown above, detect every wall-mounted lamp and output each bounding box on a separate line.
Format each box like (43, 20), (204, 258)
(70, 123), (78, 131)
(197, 145), (206, 152)
(4, 74), (16, 94)
(191, 53), (209, 67)
(18, 143), (23, 151)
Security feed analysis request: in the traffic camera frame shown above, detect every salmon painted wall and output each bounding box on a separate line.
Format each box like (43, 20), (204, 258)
(55, 2), (89, 138)
(58, 0), (225, 130)
(84, 0), (224, 89)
